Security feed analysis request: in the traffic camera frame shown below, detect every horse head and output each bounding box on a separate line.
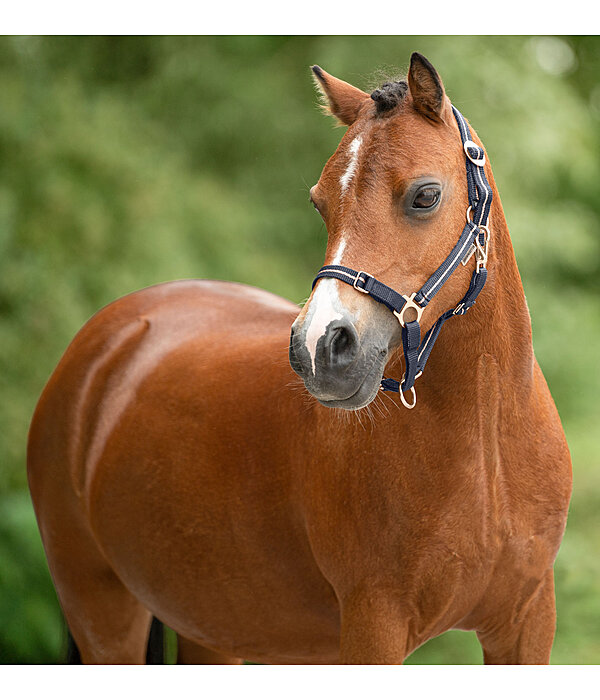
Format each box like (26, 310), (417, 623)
(289, 52), (489, 410)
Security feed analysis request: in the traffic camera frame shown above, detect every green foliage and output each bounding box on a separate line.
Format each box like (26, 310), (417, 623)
(0, 492), (63, 662)
(0, 36), (598, 664)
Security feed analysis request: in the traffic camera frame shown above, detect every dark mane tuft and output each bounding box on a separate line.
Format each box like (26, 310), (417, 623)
(370, 80), (408, 114)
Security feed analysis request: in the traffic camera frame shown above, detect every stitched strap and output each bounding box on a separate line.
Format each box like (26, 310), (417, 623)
(313, 265), (408, 314)
(401, 320), (421, 391)
(452, 105), (492, 227)
(415, 220), (479, 306)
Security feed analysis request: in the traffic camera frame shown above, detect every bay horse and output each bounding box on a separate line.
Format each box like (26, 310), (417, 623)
(27, 52), (572, 664)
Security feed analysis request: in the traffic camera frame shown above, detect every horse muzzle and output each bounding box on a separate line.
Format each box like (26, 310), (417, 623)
(289, 316), (387, 410)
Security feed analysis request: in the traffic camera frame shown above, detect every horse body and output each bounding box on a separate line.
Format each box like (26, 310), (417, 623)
(27, 53), (571, 664)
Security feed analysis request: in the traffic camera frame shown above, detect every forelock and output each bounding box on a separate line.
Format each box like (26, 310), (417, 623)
(370, 80), (408, 115)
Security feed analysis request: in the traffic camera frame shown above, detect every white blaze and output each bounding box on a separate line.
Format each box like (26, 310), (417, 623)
(331, 237), (346, 264)
(340, 136), (362, 193)
(302, 134), (365, 375)
(304, 281), (343, 375)
(304, 237), (347, 374)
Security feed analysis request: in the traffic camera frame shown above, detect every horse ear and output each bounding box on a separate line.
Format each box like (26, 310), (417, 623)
(311, 65), (370, 126)
(408, 52), (451, 124)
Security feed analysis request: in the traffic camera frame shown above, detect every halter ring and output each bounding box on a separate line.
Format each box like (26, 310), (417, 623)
(399, 386), (417, 409)
(466, 205), (484, 226)
(393, 292), (424, 328)
(466, 205), (490, 227)
(398, 372), (421, 410)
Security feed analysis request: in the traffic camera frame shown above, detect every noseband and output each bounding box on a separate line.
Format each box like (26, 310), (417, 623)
(312, 106), (492, 409)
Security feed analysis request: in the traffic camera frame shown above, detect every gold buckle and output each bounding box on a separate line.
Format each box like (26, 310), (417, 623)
(393, 293), (424, 328)
(353, 271), (370, 293)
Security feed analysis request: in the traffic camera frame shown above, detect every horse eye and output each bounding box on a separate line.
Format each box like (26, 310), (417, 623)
(412, 186), (441, 209)
(310, 196), (323, 216)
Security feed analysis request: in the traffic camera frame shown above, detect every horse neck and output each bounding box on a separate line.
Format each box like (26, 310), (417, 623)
(391, 167), (535, 397)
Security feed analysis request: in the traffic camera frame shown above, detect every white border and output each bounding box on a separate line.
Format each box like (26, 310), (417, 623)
(3, 664), (599, 700)
(2, 2), (598, 35)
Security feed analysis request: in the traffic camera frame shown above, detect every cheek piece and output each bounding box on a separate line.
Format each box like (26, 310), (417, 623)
(311, 105), (492, 409)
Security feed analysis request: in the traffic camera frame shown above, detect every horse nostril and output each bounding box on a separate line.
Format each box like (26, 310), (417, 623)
(327, 322), (358, 367)
(331, 327), (350, 357)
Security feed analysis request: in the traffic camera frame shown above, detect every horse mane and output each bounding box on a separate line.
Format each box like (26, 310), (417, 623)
(370, 79), (408, 115)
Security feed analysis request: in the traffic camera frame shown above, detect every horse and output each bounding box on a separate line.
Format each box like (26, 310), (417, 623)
(27, 52), (572, 664)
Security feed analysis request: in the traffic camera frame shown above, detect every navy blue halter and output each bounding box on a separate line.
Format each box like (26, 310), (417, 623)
(311, 105), (492, 409)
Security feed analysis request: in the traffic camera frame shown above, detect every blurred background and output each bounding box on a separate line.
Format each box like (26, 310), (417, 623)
(0, 35), (598, 664)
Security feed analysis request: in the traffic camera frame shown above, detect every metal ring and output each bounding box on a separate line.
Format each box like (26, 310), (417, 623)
(393, 292), (424, 328)
(466, 205), (483, 224)
(466, 206), (491, 233)
(463, 140), (486, 167)
(399, 386), (417, 409)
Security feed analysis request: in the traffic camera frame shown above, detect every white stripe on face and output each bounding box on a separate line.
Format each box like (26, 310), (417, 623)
(304, 280), (343, 375)
(340, 136), (362, 194)
(331, 237), (346, 265)
(304, 237), (347, 374)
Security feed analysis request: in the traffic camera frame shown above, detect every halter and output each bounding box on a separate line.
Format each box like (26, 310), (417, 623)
(312, 106), (492, 409)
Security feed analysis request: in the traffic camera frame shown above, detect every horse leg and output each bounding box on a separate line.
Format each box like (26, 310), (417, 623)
(338, 590), (409, 664)
(176, 635), (242, 664)
(57, 549), (153, 664)
(476, 570), (557, 664)
(35, 492), (153, 664)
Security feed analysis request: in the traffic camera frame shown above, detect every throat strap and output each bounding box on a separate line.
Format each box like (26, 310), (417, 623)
(311, 105), (492, 409)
